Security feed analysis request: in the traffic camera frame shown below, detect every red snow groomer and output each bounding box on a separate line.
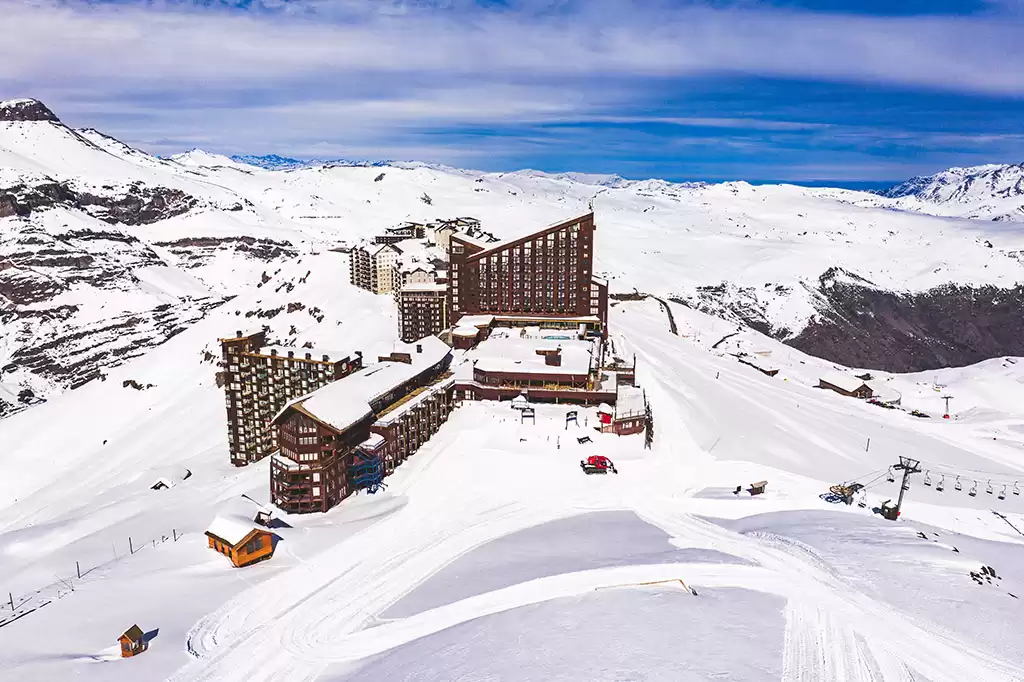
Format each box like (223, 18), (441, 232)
(581, 455), (618, 475)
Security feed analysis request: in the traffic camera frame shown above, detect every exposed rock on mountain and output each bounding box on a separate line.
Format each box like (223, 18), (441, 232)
(0, 98), (60, 122)
(0, 179), (197, 224)
(152, 236), (298, 267)
(790, 282), (1024, 373)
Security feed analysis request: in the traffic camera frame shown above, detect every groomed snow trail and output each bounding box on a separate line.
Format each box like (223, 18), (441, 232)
(165, 307), (1024, 682)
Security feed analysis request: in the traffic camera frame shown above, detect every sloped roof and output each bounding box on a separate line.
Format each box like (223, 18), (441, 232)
(121, 625), (144, 642)
(820, 372), (869, 393)
(206, 514), (261, 547)
(273, 337), (452, 435)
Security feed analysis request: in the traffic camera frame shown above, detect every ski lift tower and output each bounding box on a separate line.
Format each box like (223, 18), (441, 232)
(882, 456), (922, 520)
(941, 395), (953, 419)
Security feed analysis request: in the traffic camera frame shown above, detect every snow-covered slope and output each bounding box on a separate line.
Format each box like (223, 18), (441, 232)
(4, 98), (1024, 416)
(865, 163), (1024, 222)
(1, 297), (1023, 682)
(3, 98), (1024, 681)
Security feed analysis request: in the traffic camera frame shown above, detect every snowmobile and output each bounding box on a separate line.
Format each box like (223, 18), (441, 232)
(581, 455), (618, 475)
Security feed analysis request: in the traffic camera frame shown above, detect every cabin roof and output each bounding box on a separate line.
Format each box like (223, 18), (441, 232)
(121, 625), (144, 642)
(820, 372), (870, 393)
(272, 337), (451, 434)
(205, 514), (262, 547)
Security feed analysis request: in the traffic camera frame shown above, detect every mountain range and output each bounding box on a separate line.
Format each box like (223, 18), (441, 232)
(3, 98), (1024, 417)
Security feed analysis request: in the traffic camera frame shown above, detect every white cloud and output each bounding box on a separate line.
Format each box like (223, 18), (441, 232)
(0, 0), (1021, 174)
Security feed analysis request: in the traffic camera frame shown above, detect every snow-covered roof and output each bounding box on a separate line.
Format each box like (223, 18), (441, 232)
(276, 337), (451, 434)
(219, 328), (264, 342)
(360, 433), (386, 450)
(472, 336), (595, 376)
(256, 346), (358, 362)
(375, 375), (455, 425)
(456, 314), (495, 328)
(453, 326), (480, 337)
(401, 282), (447, 293)
(453, 233), (493, 250)
(820, 372), (869, 393)
(206, 514), (261, 547)
(616, 385), (645, 418)
(597, 403), (613, 414)
(493, 314), (600, 325)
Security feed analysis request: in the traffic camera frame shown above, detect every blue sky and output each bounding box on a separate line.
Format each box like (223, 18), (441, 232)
(2, 0), (1022, 185)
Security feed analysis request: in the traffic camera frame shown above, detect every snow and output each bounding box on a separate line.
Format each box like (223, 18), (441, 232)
(615, 384), (645, 417)
(286, 336), (451, 432)
(359, 433), (386, 450)
(4, 119), (1024, 681)
(470, 336), (595, 376)
(0, 98), (39, 107)
(332, 587), (784, 682)
(205, 515), (260, 547)
(399, 282), (446, 293)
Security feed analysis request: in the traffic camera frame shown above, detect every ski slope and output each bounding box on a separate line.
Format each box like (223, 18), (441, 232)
(2, 300), (1023, 681)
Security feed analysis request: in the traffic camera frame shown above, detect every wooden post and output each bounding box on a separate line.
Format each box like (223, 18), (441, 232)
(8, 592), (13, 612)
(866, 437), (871, 452)
(76, 561), (81, 579)
(129, 537), (134, 555)
(173, 529), (178, 542)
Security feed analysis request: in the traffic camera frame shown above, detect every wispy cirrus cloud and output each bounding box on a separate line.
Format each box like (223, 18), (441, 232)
(0, 0), (1022, 181)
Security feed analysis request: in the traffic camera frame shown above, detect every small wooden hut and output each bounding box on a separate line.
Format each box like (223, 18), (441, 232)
(118, 625), (146, 658)
(205, 515), (275, 568)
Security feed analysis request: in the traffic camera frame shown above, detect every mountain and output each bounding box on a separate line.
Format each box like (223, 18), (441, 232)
(229, 154), (392, 170)
(3, 100), (1024, 682)
(4, 98), (1024, 419)
(866, 163), (1024, 222)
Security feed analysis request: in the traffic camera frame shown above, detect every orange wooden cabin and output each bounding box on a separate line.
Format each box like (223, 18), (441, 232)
(118, 625), (147, 658)
(205, 515), (275, 568)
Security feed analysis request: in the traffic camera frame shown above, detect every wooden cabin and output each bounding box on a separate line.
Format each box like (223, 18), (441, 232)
(119, 625), (146, 658)
(819, 372), (873, 399)
(205, 515), (275, 568)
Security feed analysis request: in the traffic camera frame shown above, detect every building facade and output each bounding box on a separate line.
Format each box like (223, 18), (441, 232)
(349, 243), (403, 294)
(269, 338), (454, 514)
(398, 283), (449, 343)
(218, 330), (363, 467)
(448, 212), (608, 337)
(454, 333), (616, 404)
(376, 222), (426, 244)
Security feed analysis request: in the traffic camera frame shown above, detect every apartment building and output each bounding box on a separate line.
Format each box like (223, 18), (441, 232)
(349, 242), (403, 294)
(448, 212), (608, 337)
(269, 337), (454, 513)
(398, 283), (449, 343)
(218, 330), (363, 466)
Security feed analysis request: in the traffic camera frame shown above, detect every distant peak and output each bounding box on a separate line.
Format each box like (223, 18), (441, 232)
(0, 98), (60, 122)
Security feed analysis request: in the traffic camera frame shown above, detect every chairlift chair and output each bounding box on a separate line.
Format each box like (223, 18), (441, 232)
(986, 479), (994, 495)
(1014, 481), (1021, 496)
(924, 470), (931, 487)
(969, 481), (978, 497)
(954, 475), (962, 492)
(998, 485), (1007, 501)
(886, 467), (896, 483)
(936, 474), (945, 492)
